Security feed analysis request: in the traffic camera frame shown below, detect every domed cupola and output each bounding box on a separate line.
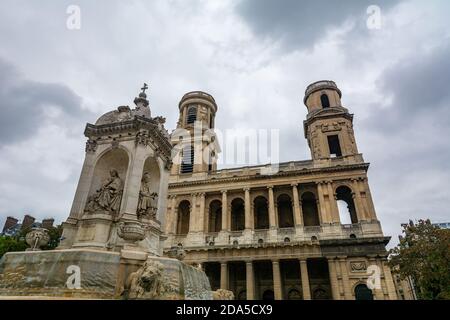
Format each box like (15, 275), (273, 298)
(95, 83), (151, 125)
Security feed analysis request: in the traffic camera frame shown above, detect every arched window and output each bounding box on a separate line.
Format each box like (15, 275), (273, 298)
(287, 289), (301, 300)
(186, 106), (197, 124)
(277, 194), (294, 228)
(208, 200), (222, 232)
(231, 198), (245, 231)
(254, 196), (269, 230)
(320, 94), (330, 108)
(181, 145), (194, 173)
(301, 192), (320, 226)
(336, 186), (358, 224)
(177, 200), (190, 235)
(312, 288), (328, 300)
(354, 284), (373, 300)
(262, 290), (275, 300)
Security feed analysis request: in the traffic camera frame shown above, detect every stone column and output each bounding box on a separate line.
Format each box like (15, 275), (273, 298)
(189, 193), (197, 232)
(67, 151), (97, 220)
(351, 179), (365, 221)
(121, 145), (147, 220)
(299, 259), (311, 300)
(382, 259), (398, 300)
(327, 257), (340, 300)
(220, 261), (228, 290)
(244, 187), (252, 230)
(272, 260), (283, 300)
(167, 195), (177, 234)
(316, 182), (330, 223)
(327, 181), (340, 223)
(199, 192), (206, 232)
(361, 178), (377, 221)
(268, 186), (276, 228)
(246, 261), (255, 300)
(370, 257), (384, 300)
(221, 190), (228, 231)
(339, 257), (353, 299)
(291, 183), (303, 226)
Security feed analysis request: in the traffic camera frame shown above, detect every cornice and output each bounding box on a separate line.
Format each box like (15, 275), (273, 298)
(169, 162), (370, 188)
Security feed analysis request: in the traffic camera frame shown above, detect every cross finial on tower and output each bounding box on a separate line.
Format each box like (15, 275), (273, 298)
(141, 83), (149, 94)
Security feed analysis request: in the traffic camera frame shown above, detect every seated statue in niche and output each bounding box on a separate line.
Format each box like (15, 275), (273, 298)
(85, 169), (123, 214)
(137, 172), (158, 219)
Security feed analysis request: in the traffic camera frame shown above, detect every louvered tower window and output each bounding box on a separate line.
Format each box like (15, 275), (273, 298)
(181, 145), (194, 173)
(186, 106), (197, 124)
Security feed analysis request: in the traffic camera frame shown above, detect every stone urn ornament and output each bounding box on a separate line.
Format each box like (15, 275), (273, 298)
(117, 220), (146, 249)
(25, 228), (50, 251)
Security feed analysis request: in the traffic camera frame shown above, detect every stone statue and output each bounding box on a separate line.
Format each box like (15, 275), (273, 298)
(137, 172), (158, 219)
(126, 260), (165, 299)
(85, 169), (123, 214)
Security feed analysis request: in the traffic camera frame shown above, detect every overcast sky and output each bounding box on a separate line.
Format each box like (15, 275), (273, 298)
(0, 0), (449, 247)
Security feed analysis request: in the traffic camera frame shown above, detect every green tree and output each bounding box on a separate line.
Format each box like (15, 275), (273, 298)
(0, 224), (63, 259)
(389, 219), (450, 300)
(0, 236), (27, 259)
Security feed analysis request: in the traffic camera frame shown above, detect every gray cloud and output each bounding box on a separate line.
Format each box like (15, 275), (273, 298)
(0, 58), (89, 144)
(235, 0), (399, 51)
(0, 0), (449, 246)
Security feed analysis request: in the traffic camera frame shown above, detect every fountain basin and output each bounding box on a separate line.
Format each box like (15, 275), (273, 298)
(0, 249), (213, 300)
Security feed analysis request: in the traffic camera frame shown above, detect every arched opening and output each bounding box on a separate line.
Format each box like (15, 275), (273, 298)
(312, 288), (328, 300)
(287, 289), (301, 300)
(277, 194), (294, 228)
(186, 105), (197, 124)
(231, 198), (245, 231)
(262, 290), (274, 300)
(237, 290), (246, 300)
(177, 200), (190, 235)
(354, 284), (374, 300)
(208, 200), (222, 232)
(254, 196), (269, 230)
(320, 94), (330, 108)
(336, 186), (358, 224)
(301, 192), (320, 226)
(85, 148), (129, 215)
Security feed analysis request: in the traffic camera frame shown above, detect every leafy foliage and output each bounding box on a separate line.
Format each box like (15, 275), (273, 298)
(0, 235), (27, 259)
(0, 224), (63, 259)
(389, 219), (450, 300)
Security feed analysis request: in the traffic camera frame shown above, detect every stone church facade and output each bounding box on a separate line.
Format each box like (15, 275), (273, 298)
(163, 81), (398, 300)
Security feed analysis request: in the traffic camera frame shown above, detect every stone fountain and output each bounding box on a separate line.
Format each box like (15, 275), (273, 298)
(0, 86), (227, 300)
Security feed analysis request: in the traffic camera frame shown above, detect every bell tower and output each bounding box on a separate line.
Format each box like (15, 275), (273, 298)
(171, 91), (220, 176)
(303, 80), (360, 162)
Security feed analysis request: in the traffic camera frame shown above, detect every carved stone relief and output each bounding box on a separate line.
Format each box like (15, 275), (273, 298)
(350, 261), (367, 272)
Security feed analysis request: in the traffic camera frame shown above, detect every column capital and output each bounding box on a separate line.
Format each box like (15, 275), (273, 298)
(221, 190), (228, 194)
(291, 183), (298, 188)
(245, 260), (253, 265)
(267, 185), (274, 190)
(272, 259), (280, 264)
(243, 187), (250, 192)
